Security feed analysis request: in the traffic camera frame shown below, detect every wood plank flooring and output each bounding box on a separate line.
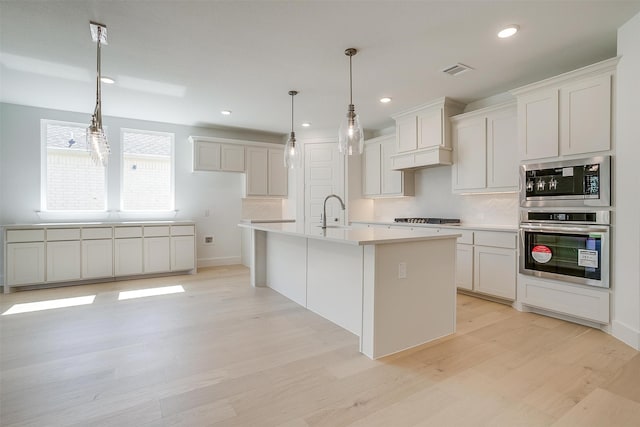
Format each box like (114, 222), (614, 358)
(1, 266), (638, 426)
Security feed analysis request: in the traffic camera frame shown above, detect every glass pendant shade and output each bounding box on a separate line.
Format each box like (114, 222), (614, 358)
(338, 105), (364, 155)
(283, 90), (301, 169)
(86, 123), (110, 167)
(284, 132), (301, 169)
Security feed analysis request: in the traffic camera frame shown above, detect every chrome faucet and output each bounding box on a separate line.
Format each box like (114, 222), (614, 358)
(322, 194), (345, 229)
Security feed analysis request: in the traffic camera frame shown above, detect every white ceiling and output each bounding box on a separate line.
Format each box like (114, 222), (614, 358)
(1, 1), (639, 138)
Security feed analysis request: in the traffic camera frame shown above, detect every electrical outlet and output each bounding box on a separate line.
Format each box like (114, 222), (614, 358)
(204, 209), (210, 217)
(204, 235), (214, 245)
(398, 262), (407, 279)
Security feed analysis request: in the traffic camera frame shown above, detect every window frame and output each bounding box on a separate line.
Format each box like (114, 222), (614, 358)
(119, 127), (176, 212)
(40, 119), (108, 213)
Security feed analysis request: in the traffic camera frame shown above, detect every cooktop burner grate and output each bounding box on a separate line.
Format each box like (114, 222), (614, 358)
(394, 217), (461, 225)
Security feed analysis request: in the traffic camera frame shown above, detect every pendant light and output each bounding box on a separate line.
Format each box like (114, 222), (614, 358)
(284, 90), (301, 169)
(87, 21), (110, 167)
(338, 48), (364, 156)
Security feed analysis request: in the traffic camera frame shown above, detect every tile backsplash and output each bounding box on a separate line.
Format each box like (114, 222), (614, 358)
(242, 198), (284, 219)
(373, 166), (519, 226)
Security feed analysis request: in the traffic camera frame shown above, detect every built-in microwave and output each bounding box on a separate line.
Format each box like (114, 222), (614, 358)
(520, 156), (611, 207)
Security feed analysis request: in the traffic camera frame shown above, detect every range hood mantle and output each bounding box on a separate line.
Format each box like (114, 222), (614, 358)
(390, 97), (465, 171)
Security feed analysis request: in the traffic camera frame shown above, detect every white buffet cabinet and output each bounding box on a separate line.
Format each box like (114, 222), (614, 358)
(3, 221), (196, 293)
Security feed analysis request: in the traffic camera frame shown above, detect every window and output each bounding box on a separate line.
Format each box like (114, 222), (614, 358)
(121, 129), (174, 211)
(42, 120), (106, 211)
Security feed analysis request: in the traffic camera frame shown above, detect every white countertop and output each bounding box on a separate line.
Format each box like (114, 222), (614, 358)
(350, 220), (518, 233)
(2, 220), (196, 229)
(240, 218), (296, 224)
(239, 222), (461, 246)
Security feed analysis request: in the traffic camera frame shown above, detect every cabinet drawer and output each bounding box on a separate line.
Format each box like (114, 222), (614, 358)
(82, 227), (113, 239)
(456, 229), (474, 245)
(474, 231), (516, 249)
(114, 227), (143, 238)
(47, 228), (81, 241)
(171, 225), (195, 236)
(6, 229), (45, 243)
(144, 226), (170, 237)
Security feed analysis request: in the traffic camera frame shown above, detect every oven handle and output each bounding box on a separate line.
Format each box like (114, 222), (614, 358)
(519, 222), (609, 234)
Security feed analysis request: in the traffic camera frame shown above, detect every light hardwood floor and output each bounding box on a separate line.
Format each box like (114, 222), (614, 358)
(1, 266), (638, 426)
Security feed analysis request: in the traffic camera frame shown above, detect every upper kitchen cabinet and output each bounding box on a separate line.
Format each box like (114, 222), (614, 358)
(190, 136), (245, 172)
(391, 97), (466, 170)
(362, 135), (414, 198)
(511, 58), (617, 161)
(245, 147), (288, 197)
(451, 102), (518, 193)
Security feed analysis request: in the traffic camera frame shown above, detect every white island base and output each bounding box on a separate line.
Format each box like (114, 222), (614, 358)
(241, 223), (460, 359)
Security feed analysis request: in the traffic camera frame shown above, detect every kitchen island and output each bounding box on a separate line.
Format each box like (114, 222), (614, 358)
(239, 222), (461, 359)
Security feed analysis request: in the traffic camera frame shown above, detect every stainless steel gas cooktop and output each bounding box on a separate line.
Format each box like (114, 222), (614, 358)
(393, 218), (461, 225)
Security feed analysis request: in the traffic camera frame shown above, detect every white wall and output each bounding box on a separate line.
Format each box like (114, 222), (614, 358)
(0, 103), (284, 274)
(613, 11), (640, 350)
(373, 166), (518, 226)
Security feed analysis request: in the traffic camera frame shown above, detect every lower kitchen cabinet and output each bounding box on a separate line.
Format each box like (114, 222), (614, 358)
(4, 222), (196, 292)
(144, 237), (171, 273)
(46, 240), (82, 282)
(6, 242), (45, 286)
(517, 275), (609, 324)
(474, 245), (516, 300)
(456, 229), (517, 301)
(114, 238), (144, 276)
(171, 235), (195, 271)
(455, 243), (473, 291)
(82, 239), (113, 279)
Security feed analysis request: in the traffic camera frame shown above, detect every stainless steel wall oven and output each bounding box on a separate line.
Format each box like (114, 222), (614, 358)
(519, 210), (610, 288)
(520, 156), (611, 208)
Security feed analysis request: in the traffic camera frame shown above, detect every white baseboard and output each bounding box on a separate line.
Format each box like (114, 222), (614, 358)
(197, 256), (241, 268)
(611, 320), (640, 350)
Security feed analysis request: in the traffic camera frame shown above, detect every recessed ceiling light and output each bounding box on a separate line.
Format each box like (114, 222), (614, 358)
(301, 122), (311, 127)
(221, 110), (232, 116)
(100, 76), (115, 84)
(379, 97), (392, 104)
(498, 25), (519, 38)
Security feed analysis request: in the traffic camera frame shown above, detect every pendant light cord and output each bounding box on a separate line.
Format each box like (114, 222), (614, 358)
(291, 93), (294, 133)
(94, 26), (102, 126)
(349, 53), (353, 105)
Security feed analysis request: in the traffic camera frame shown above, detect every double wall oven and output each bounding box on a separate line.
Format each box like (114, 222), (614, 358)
(519, 156), (611, 288)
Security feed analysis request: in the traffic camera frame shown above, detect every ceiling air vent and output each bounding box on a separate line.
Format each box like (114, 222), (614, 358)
(442, 63), (474, 76)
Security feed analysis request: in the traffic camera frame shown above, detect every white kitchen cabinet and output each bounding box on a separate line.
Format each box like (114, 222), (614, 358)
(362, 135), (414, 197)
(114, 238), (143, 276)
(268, 148), (288, 196)
(144, 237), (171, 273)
(516, 89), (559, 161)
(171, 235), (196, 271)
(46, 240), (81, 282)
(451, 102), (517, 193)
(517, 275), (609, 324)
(511, 58), (616, 161)
(560, 73), (612, 156)
(474, 246), (516, 300)
(193, 139), (246, 172)
(82, 239), (113, 279)
(6, 242), (45, 286)
(455, 244), (473, 291)
(472, 231), (517, 300)
(221, 144), (245, 172)
(246, 146), (288, 197)
(391, 97), (465, 170)
(452, 116), (487, 191)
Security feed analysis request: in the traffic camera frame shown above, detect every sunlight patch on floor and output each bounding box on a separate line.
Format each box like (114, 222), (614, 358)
(118, 285), (185, 300)
(2, 295), (96, 315)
